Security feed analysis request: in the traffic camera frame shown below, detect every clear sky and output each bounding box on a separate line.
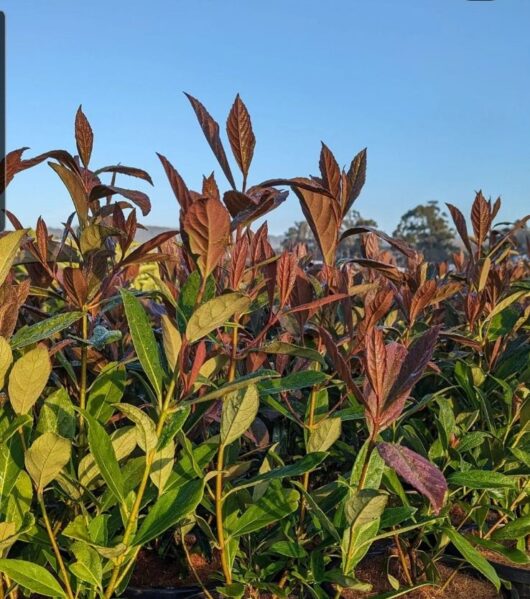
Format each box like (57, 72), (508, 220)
(3, 0), (529, 235)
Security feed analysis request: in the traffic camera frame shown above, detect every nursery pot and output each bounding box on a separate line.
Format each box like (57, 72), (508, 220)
(123, 585), (217, 599)
(489, 561), (530, 599)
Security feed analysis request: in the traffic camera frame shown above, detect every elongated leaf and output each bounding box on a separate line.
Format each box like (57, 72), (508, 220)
(186, 293), (250, 343)
(48, 161), (88, 224)
(95, 164), (153, 185)
(232, 453), (327, 494)
(70, 541), (102, 588)
(226, 94), (255, 182)
(183, 196), (230, 280)
(185, 93), (236, 189)
(157, 153), (192, 210)
(36, 387), (76, 439)
(444, 527), (500, 590)
(229, 487), (300, 538)
(470, 191), (491, 249)
(0, 559), (66, 597)
(319, 142), (341, 199)
(447, 470), (516, 489)
(491, 514), (530, 541)
(121, 289), (165, 400)
(260, 371), (327, 394)
(0, 230), (26, 288)
(161, 315), (182, 370)
(307, 417), (341, 453)
(75, 105), (93, 168)
(25, 432), (71, 492)
(377, 443), (447, 514)
(221, 384), (259, 446)
(84, 412), (125, 503)
(292, 184), (340, 265)
(343, 147), (367, 215)
(8, 346), (51, 414)
(0, 336), (13, 389)
(79, 426), (136, 489)
(115, 403), (157, 453)
(135, 479), (204, 545)
(87, 363), (126, 423)
(292, 480), (341, 542)
(257, 340), (326, 366)
(150, 441), (175, 493)
(11, 311), (83, 349)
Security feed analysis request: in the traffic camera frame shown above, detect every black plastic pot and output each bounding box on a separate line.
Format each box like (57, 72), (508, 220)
(123, 585), (216, 598)
(489, 561), (530, 599)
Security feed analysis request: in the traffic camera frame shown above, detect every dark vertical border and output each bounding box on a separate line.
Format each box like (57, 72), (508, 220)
(0, 12), (5, 231)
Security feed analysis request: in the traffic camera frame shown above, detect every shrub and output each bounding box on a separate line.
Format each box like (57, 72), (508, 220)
(0, 96), (527, 598)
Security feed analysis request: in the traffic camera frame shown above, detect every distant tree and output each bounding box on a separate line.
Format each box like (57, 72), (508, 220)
(393, 201), (456, 262)
(282, 221), (317, 255)
(282, 210), (377, 260)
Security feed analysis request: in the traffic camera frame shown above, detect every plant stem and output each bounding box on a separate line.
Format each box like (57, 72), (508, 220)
(38, 493), (75, 599)
(216, 443), (232, 584)
(79, 309), (89, 450)
(104, 376), (177, 599)
(299, 383), (319, 526)
(181, 528), (215, 599)
(394, 534), (413, 586)
(215, 320), (239, 585)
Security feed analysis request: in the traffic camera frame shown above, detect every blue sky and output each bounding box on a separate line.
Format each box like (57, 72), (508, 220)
(3, 0), (529, 234)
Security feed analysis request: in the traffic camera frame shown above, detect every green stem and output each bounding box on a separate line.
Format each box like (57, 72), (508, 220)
(215, 320), (239, 585)
(104, 369), (178, 598)
(38, 493), (75, 599)
(181, 527), (215, 599)
(79, 309), (89, 452)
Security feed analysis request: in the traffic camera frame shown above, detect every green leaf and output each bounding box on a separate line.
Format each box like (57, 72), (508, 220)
(307, 417), (341, 453)
(292, 481), (341, 543)
(120, 289), (165, 399)
(0, 415), (32, 444)
(0, 337), (13, 390)
(269, 540), (307, 558)
(135, 479), (204, 545)
(150, 440), (175, 493)
(444, 527), (500, 591)
(185, 370), (277, 406)
(492, 514), (530, 541)
(447, 470), (516, 489)
(37, 388), (76, 439)
(0, 558), (66, 597)
(186, 293), (251, 343)
(257, 341), (326, 366)
(0, 230), (26, 288)
(0, 438), (22, 503)
(161, 314), (182, 370)
(221, 384), (259, 446)
(69, 541), (103, 589)
(228, 486), (300, 538)
(5, 471), (33, 527)
(25, 432), (71, 493)
(11, 311), (83, 349)
(87, 363), (126, 423)
(260, 371), (327, 394)
(79, 426), (136, 489)
(235, 453), (328, 492)
(84, 411), (125, 503)
(8, 346), (51, 414)
(115, 403), (157, 453)
(342, 490), (388, 575)
(157, 407), (190, 450)
(465, 534), (530, 565)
